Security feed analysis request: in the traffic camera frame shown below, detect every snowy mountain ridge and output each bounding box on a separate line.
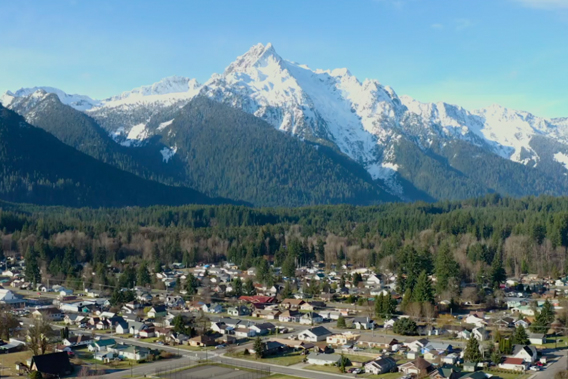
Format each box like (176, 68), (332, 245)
(3, 43), (568, 198)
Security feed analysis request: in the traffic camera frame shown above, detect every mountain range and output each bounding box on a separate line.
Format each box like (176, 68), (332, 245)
(2, 43), (568, 207)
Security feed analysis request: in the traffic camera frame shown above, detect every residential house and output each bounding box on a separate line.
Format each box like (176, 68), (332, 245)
(30, 352), (73, 377)
(33, 307), (63, 321)
(399, 357), (433, 376)
(364, 357), (397, 375)
(307, 353), (342, 366)
(515, 319), (530, 329)
(279, 310), (301, 323)
(464, 314), (487, 328)
(442, 353), (459, 365)
(139, 327), (155, 338)
(299, 312), (323, 325)
(424, 342), (452, 354)
(298, 326), (333, 342)
(115, 320), (129, 335)
(250, 322), (276, 336)
(147, 305), (167, 319)
(202, 303), (223, 314)
(281, 299), (305, 310)
(189, 335), (216, 347)
(89, 338), (116, 352)
(129, 321), (152, 336)
(63, 335), (92, 347)
(112, 344), (151, 361)
(528, 333), (546, 345)
(473, 327), (489, 341)
(234, 328), (256, 338)
(383, 318), (397, 329)
(252, 341), (289, 356)
(512, 345), (538, 364)
(407, 338), (430, 352)
(228, 306), (251, 316)
(300, 301), (326, 311)
(327, 332), (360, 346)
(357, 335), (399, 350)
(499, 357), (527, 371)
(64, 314), (86, 326)
(493, 317), (514, 329)
(352, 316), (374, 330)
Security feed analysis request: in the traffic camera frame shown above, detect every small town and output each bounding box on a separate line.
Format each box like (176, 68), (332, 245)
(0, 256), (566, 379)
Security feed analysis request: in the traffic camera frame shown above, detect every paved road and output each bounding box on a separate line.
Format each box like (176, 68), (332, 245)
(533, 349), (567, 379)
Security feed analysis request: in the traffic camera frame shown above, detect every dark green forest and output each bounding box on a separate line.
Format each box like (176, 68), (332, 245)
(2, 194), (568, 294)
(0, 104), (228, 207)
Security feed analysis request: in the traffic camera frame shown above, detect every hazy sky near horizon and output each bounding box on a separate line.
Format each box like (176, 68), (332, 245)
(1, 0), (567, 117)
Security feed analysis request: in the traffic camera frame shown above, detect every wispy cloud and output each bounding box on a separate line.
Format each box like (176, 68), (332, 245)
(454, 18), (474, 30)
(431, 23), (444, 29)
(511, 0), (568, 9)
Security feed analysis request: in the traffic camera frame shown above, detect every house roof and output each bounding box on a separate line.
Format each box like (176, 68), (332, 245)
(282, 298), (305, 305)
(96, 338), (116, 347)
(32, 352), (72, 375)
(304, 326), (332, 337)
(513, 344), (537, 357)
(403, 357), (431, 370)
(503, 357), (525, 365)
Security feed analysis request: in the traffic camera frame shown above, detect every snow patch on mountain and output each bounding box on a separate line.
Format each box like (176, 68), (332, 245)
(158, 119), (174, 131)
(160, 146), (177, 163)
(554, 152), (568, 171)
(99, 76), (201, 108)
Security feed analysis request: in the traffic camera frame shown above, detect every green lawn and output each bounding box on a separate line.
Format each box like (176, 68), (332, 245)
(342, 353), (376, 363)
(304, 364), (345, 374)
(176, 345), (217, 351)
(269, 375), (309, 379)
(541, 335), (568, 349)
(361, 373), (401, 379)
(485, 370), (531, 379)
(227, 351), (305, 366)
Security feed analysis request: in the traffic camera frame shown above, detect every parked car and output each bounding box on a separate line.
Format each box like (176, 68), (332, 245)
(530, 366), (540, 371)
(215, 344), (226, 349)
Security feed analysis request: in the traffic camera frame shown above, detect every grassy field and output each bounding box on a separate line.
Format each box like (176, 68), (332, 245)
(541, 335), (568, 349)
(304, 364), (344, 374)
(227, 351), (305, 366)
(269, 375), (308, 379)
(361, 373), (401, 379)
(485, 370), (531, 379)
(0, 350), (34, 377)
(72, 349), (143, 370)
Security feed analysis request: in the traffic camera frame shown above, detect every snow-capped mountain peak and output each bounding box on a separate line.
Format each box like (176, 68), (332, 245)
(1, 86), (99, 111)
(224, 43), (282, 75)
(102, 76), (201, 105)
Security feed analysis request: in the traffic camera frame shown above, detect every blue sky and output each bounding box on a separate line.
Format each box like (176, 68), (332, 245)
(1, 0), (567, 117)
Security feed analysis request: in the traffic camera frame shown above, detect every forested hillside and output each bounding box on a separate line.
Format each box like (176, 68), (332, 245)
(0, 105), (227, 207)
(2, 194), (568, 294)
(160, 97), (400, 206)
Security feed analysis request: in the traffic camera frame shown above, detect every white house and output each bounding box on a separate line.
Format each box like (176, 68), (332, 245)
(499, 358), (527, 371)
(307, 354), (342, 365)
(299, 313), (323, 325)
(464, 315), (487, 328)
(298, 326), (333, 342)
(528, 333), (546, 345)
(364, 357), (397, 375)
(512, 345), (538, 364)
(352, 316), (374, 330)
(406, 338), (429, 352)
(0, 289), (17, 301)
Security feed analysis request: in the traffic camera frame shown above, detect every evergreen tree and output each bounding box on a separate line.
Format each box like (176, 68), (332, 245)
(233, 277), (243, 297)
(382, 293), (396, 319)
(531, 299), (555, 334)
(434, 244), (460, 294)
(282, 256), (296, 278)
(24, 247), (41, 287)
(490, 252), (506, 287)
(281, 281), (294, 300)
(401, 288), (412, 312)
(244, 277), (255, 295)
(464, 335), (482, 363)
(512, 325), (530, 345)
(137, 262), (151, 287)
(253, 337), (265, 359)
(375, 294), (384, 318)
(413, 271), (434, 303)
(185, 273), (198, 295)
(337, 315), (347, 328)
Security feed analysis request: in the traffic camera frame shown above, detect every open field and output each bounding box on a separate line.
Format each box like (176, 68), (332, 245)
(161, 364), (268, 379)
(0, 350), (34, 378)
(227, 351), (305, 366)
